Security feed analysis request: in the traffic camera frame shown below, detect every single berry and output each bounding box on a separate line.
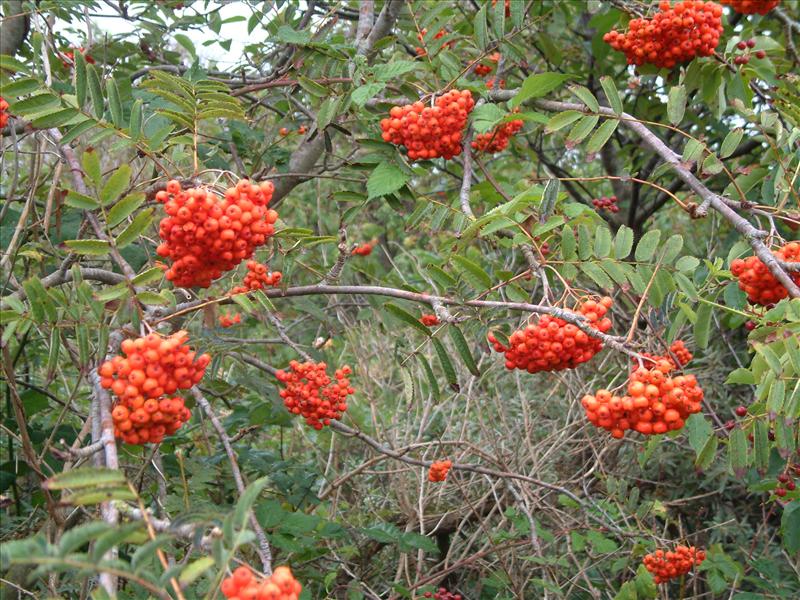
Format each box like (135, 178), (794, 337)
(735, 406), (747, 417)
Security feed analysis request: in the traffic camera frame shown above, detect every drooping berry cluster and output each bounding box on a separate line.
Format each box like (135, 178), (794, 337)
(637, 340), (693, 370)
(474, 52), (500, 76)
(416, 28), (453, 56)
(276, 361), (354, 430)
(155, 179), (278, 288)
(420, 314), (440, 327)
(488, 297), (613, 374)
(99, 331), (210, 445)
(720, 0), (779, 14)
(643, 546), (706, 584)
(352, 242), (374, 256)
(221, 565), (302, 600)
(582, 347), (704, 438)
(423, 588), (462, 600)
(730, 242), (800, 306)
(592, 195), (620, 213)
(471, 118), (524, 153)
(230, 260), (282, 295)
(0, 97), (9, 129)
(219, 312), (241, 328)
(380, 90), (475, 161)
(428, 460), (452, 482)
(603, 1), (723, 69)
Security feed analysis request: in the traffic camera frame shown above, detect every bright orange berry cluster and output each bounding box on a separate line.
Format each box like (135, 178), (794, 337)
(416, 28), (452, 56)
(428, 460), (452, 482)
(637, 340), (693, 370)
(380, 90), (475, 161)
(643, 546), (706, 584)
(472, 118), (524, 153)
(221, 565), (302, 600)
(720, 0), (779, 14)
(730, 242), (800, 306)
(419, 314), (440, 327)
(276, 361), (354, 430)
(219, 312), (241, 328)
(488, 297), (613, 373)
(603, 1), (723, 69)
(352, 243), (373, 256)
(583, 347), (703, 438)
(474, 52), (500, 76)
(99, 331), (210, 445)
(61, 46), (95, 67)
(155, 179), (278, 288)
(423, 588), (462, 600)
(485, 77), (506, 89)
(0, 97), (9, 129)
(230, 261), (282, 295)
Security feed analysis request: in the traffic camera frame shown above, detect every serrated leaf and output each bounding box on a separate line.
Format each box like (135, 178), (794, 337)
(541, 178), (560, 218)
(60, 119), (97, 145)
(178, 557), (214, 586)
(634, 230), (661, 262)
(136, 291), (169, 306)
(694, 301), (713, 349)
(115, 208), (153, 248)
(65, 239), (110, 256)
(675, 255), (699, 272)
(74, 51), (87, 108)
(661, 234), (683, 263)
(32, 107), (79, 128)
(9, 92), (60, 113)
(100, 165), (132, 206)
(107, 193), (145, 227)
(351, 82), (385, 107)
(132, 536), (174, 571)
(594, 227), (612, 258)
(427, 264), (456, 289)
(577, 225), (593, 260)
(129, 99), (143, 139)
(232, 477), (269, 531)
(729, 427), (748, 476)
(174, 33), (196, 59)
(581, 263), (613, 290)
(544, 110), (583, 133)
(416, 354), (440, 399)
(585, 119), (618, 153)
(367, 162), (408, 199)
(61, 486), (137, 505)
(87, 64), (104, 119)
(431, 338), (458, 389)
(569, 85), (599, 112)
(43, 467), (125, 490)
(0, 77), (41, 97)
(475, 5), (488, 49)
(599, 76), (623, 114)
(449, 326), (480, 377)
(702, 153), (724, 175)
(511, 73), (572, 109)
(667, 85), (686, 125)
(106, 78), (123, 127)
(82, 149), (101, 185)
(58, 522), (113, 555)
(696, 433), (718, 470)
(725, 368), (756, 385)
(720, 128), (744, 158)
(64, 190), (99, 209)
(782, 501), (800, 553)
(384, 303), (432, 336)
(566, 115), (599, 143)
(614, 225), (634, 259)
(451, 255), (492, 290)
(561, 227), (576, 260)
(131, 267), (163, 286)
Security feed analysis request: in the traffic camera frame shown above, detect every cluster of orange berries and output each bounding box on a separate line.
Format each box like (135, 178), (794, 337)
(603, 1), (723, 69)
(485, 77), (506, 89)
(423, 588), (462, 600)
(219, 312), (241, 328)
(416, 28), (452, 56)
(720, 0), (779, 14)
(582, 342), (703, 438)
(380, 90), (475, 161)
(488, 297), (613, 373)
(592, 195), (620, 213)
(155, 179), (278, 288)
(276, 361), (354, 430)
(637, 339), (693, 370)
(643, 546), (706, 584)
(474, 52), (501, 76)
(221, 565), (301, 600)
(61, 46), (95, 67)
(0, 97), (9, 129)
(352, 242), (374, 256)
(279, 125), (307, 136)
(419, 314), (440, 327)
(730, 242), (800, 306)
(472, 118), (524, 153)
(230, 261), (282, 295)
(428, 459), (452, 482)
(99, 331), (209, 445)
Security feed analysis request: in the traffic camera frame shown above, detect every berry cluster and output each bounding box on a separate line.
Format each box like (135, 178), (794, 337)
(603, 1), (723, 69)
(637, 340), (693, 370)
(230, 261), (282, 295)
(643, 546), (706, 584)
(488, 297), (613, 373)
(221, 565), (302, 600)
(423, 588), (462, 600)
(485, 77), (506, 89)
(276, 361), (354, 429)
(471, 118), (524, 154)
(775, 470), (797, 498)
(352, 242), (374, 256)
(730, 242), (800, 305)
(733, 38), (766, 64)
(380, 90), (475, 161)
(416, 28), (452, 56)
(720, 0), (779, 14)
(0, 97), (9, 129)
(592, 195), (620, 213)
(428, 460), (452, 482)
(420, 314), (440, 327)
(61, 46), (95, 67)
(219, 312), (241, 328)
(583, 350), (704, 438)
(474, 52), (501, 76)
(279, 125), (307, 136)
(155, 179), (278, 288)
(99, 331), (210, 445)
